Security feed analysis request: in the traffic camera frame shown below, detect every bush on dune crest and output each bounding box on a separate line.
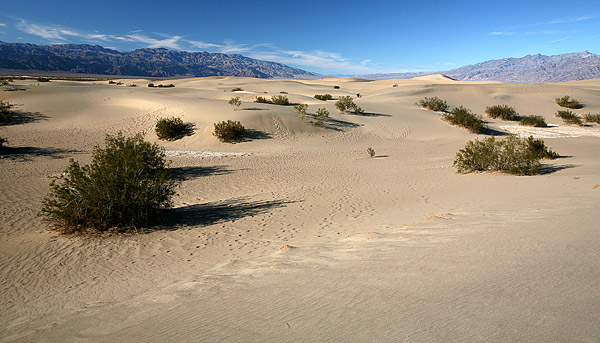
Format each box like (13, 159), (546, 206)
(454, 135), (558, 175)
(41, 132), (178, 234)
(417, 97), (448, 112)
(442, 106), (487, 134)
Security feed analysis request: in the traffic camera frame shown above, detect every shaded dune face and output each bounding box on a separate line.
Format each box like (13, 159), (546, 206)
(1, 77), (599, 343)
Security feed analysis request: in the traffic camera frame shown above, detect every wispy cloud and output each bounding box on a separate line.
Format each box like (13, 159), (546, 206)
(124, 34), (181, 49)
(547, 15), (600, 25)
(550, 37), (569, 43)
(0, 23), (6, 27)
(17, 20), (110, 42)
(489, 31), (515, 36)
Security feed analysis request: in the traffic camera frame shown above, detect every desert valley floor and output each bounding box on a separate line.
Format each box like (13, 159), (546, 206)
(1, 75), (599, 342)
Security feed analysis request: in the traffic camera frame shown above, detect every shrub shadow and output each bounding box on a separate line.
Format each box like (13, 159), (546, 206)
(323, 118), (362, 132)
(3, 86), (27, 92)
(171, 165), (235, 181)
(166, 197), (297, 228)
(484, 127), (510, 136)
(243, 107), (269, 111)
(0, 146), (76, 160)
(348, 111), (391, 117)
(538, 164), (577, 175)
(241, 129), (272, 141)
(1, 111), (48, 126)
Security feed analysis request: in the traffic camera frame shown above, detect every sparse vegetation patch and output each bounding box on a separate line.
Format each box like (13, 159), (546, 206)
(231, 87), (243, 92)
(313, 108), (330, 126)
(519, 115), (547, 127)
(314, 94), (333, 101)
(229, 96), (242, 110)
(417, 97), (449, 112)
(255, 96), (271, 103)
(40, 132), (178, 234)
(367, 148), (375, 158)
(583, 113), (600, 124)
(294, 104), (308, 121)
(485, 105), (519, 121)
(271, 95), (290, 105)
(442, 106), (487, 133)
(555, 95), (582, 109)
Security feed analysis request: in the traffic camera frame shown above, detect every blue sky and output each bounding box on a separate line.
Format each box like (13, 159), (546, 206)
(0, 0), (599, 75)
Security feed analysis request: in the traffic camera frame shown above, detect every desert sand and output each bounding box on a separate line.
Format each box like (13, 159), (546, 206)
(1, 75), (599, 342)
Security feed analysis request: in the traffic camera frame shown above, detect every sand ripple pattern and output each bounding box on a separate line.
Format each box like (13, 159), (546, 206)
(500, 124), (600, 138)
(165, 151), (251, 158)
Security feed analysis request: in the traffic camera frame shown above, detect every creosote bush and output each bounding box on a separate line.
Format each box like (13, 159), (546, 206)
(271, 95), (290, 105)
(453, 135), (557, 175)
(40, 132), (178, 234)
(36, 77), (50, 82)
(313, 107), (329, 126)
(231, 87), (243, 92)
(333, 85), (340, 89)
(213, 120), (244, 143)
(583, 113), (600, 124)
(485, 105), (519, 121)
(229, 96), (242, 110)
(556, 110), (583, 126)
(314, 94), (333, 101)
(156, 84), (175, 88)
(442, 106), (487, 133)
(148, 83), (155, 87)
(155, 117), (187, 141)
(1, 100), (14, 124)
(335, 95), (357, 113)
(417, 97), (449, 112)
(280, 91), (288, 94)
(519, 115), (547, 127)
(294, 104), (308, 121)
(555, 95), (582, 109)
(367, 147), (375, 158)
(255, 96), (270, 103)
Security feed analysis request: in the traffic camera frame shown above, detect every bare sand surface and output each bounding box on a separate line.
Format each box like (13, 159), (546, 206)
(1, 76), (599, 342)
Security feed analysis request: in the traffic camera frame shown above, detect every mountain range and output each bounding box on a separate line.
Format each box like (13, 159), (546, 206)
(0, 41), (598, 83)
(0, 41), (316, 79)
(360, 51), (600, 83)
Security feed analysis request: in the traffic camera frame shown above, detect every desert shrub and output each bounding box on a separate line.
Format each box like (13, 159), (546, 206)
(0, 100), (14, 124)
(485, 105), (519, 121)
(157, 84), (175, 88)
(356, 93), (361, 98)
(231, 87), (243, 92)
(148, 83), (155, 87)
(519, 115), (547, 127)
(555, 95), (582, 109)
(367, 147), (375, 157)
(213, 120), (244, 143)
(116, 81), (123, 85)
(453, 135), (549, 175)
(108, 80), (116, 84)
(335, 96), (356, 113)
(155, 117), (187, 141)
(294, 104), (308, 121)
(393, 84), (398, 87)
(525, 136), (559, 159)
(313, 108), (329, 126)
(417, 97), (448, 112)
(280, 91), (288, 94)
(0, 136), (6, 148)
(443, 106), (487, 133)
(583, 113), (600, 124)
(229, 96), (242, 110)
(255, 96), (271, 103)
(556, 110), (583, 126)
(37, 77), (50, 82)
(333, 85), (340, 89)
(40, 132), (178, 234)
(0, 80), (10, 86)
(271, 95), (290, 105)
(314, 94), (333, 101)
(354, 106), (365, 115)
(128, 84), (137, 87)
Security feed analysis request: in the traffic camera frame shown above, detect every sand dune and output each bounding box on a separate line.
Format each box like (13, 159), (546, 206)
(1, 77), (599, 342)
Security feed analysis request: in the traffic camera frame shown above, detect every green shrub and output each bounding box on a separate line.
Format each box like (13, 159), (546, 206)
(155, 117), (188, 141)
(40, 132), (178, 234)
(556, 110), (583, 126)
(393, 84), (398, 87)
(367, 147), (375, 158)
(229, 96), (242, 110)
(1, 80), (10, 86)
(354, 106), (364, 115)
(453, 135), (551, 175)
(314, 94), (333, 101)
(280, 91), (288, 94)
(313, 108), (330, 125)
(1, 100), (14, 124)
(37, 77), (50, 82)
(417, 97), (448, 112)
(519, 115), (547, 127)
(128, 84), (137, 87)
(525, 136), (559, 159)
(271, 95), (290, 105)
(255, 96), (271, 103)
(555, 95), (582, 109)
(294, 104), (308, 121)
(108, 80), (116, 84)
(485, 105), (519, 121)
(213, 120), (245, 143)
(583, 113), (600, 124)
(148, 83), (155, 87)
(231, 87), (243, 92)
(443, 106), (487, 133)
(333, 85), (340, 89)
(157, 84), (175, 88)
(335, 96), (356, 113)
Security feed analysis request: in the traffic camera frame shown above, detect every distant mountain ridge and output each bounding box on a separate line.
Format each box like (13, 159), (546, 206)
(361, 51), (600, 83)
(0, 41), (317, 79)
